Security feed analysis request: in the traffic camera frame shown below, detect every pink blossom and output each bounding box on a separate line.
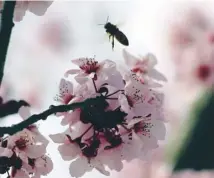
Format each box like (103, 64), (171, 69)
(23, 155), (53, 178)
(51, 55), (166, 177)
(168, 6), (214, 88)
(64, 58), (124, 88)
(123, 49), (167, 85)
(7, 129), (46, 163)
(0, 106), (53, 178)
(55, 78), (76, 105)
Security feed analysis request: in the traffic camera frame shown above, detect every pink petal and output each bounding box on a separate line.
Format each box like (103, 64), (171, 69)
(35, 156), (53, 175)
(69, 157), (92, 177)
(59, 79), (73, 94)
(148, 69), (167, 81)
(133, 103), (153, 116)
(13, 2), (28, 22)
(25, 145), (46, 158)
(90, 159), (110, 176)
(123, 49), (139, 67)
(151, 120), (166, 140)
(127, 117), (146, 128)
(64, 69), (81, 77)
(140, 135), (158, 151)
(74, 75), (88, 84)
(100, 59), (116, 70)
(71, 58), (88, 66)
(118, 94), (130, 113)
(13, 169), (30, 178)
(143, 53), (158, 68)
(0, 147), (13, 157)
(18, 106), (31, 120)
(18, 151), (28, 163)
(49, 133), (66, 143)
(27, 1), (53, 16)
(58, 144), (79, 161)
(31, 174), (41, 178)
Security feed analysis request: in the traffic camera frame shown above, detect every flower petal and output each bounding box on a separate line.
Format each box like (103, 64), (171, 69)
(49, 133), (66, 143)
(144, 53), (158, 68)
(18, 106), (31, 120)
(148, 69), (168, 81)
(25, 145), (46, 158)
(59, 78), (73, 95)
(64, 69), (81, 77)
(13, 169), (30, 178)
(27, 1), (53, 16)
(69, 157), (92, 177)
(35, 156), (53, 175)
(151, 119), (166, 140)
(123, 49), (139, 67)
(0, 147), (13, 157)
(74, 75), (88, 84)
(58, 144), (79, 161)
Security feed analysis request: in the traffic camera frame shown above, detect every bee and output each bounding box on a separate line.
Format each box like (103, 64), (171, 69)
(99, 16), (129, 50)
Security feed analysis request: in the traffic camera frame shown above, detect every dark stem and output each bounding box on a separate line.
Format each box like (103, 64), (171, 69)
(0, 1), (16, 85)
(0, 101), (84, 136)
(0, 96), (103, 136)
(92, 79), (98, 93)
(0, 98), (29, 118)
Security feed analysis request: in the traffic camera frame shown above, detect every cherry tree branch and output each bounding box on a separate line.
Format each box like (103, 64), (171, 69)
(0, 1), (16, 85)
(0, 98), (29, 118)
(0, 101), (85, 136)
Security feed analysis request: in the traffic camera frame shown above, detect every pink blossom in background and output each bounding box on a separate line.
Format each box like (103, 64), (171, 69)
(167, 6), (214, 89)
(0, 1), (53, 22)
(38, 18), (71, 53)
(112, 146), (214, 178)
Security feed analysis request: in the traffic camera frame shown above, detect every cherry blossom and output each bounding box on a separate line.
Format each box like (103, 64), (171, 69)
(23, 155), (53, 178)
(0, 1), (53, 22)
(123, 49), (167, 85)
(64, 57), (124, 88)
(0, 106), (53, 178)
(49, 54), (166, 177)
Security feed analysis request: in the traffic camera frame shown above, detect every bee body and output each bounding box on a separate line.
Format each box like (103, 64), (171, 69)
(104, 22), (129, 50)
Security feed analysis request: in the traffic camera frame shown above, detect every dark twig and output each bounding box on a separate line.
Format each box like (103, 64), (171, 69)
(0, 1), (16, 85)
(0, 98), (29, 118)
(0, 96), (107, 136)
(0, 101), (84, 136)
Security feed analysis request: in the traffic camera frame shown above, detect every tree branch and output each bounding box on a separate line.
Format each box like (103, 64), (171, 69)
(0, 101), (84, 136)
(0, 1), (16, 85)
(0, 98), (29, 118)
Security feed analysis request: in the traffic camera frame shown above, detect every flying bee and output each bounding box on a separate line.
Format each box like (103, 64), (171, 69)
(99, 16), (129, 50)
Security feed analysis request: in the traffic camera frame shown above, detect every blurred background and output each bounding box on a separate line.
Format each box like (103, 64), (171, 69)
(0, 1), (211, 178)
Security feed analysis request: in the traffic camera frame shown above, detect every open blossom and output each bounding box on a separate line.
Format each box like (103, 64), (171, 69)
(123, 49), (167, 87)
(64, 57), (124, 88)
(51, 54), (166, 177)
(0, 107), (52, 178)
(0, 1), (53, 22)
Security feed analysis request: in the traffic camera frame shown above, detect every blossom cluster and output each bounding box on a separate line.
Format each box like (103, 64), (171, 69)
(0, 107), (53, 178)
(49, 49), (166, 177)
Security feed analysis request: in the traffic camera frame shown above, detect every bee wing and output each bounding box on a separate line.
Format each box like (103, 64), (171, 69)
(115, 30), (129, 46)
